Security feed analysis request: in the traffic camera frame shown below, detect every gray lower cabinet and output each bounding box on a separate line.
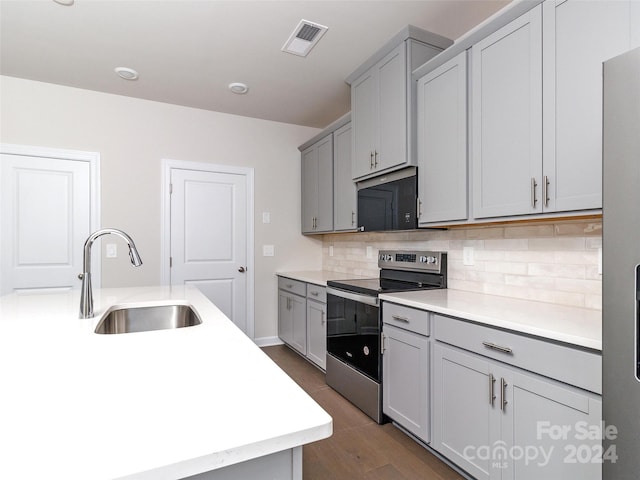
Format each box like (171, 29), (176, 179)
(382, 303), (431, 442)
(277, 278), (306, 355)
(278, 277), (327, 370)
(301, 135), (333, 233)
(432, 315), (602, 480)
(306, 298), (327, 370)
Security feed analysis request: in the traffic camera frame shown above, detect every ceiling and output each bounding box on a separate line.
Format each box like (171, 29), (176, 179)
(0, 0), (509, 128)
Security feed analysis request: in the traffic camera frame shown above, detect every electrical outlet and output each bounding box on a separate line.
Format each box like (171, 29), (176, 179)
(598, 247), (602, 275)
(463, 247), (475, 266)
(106, 243), (117, 258)
(329, 246), (334, 257)
(366, 246), (373, 259)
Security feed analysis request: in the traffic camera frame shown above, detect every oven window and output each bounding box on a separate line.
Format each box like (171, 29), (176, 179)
(327, 293), (380, 381)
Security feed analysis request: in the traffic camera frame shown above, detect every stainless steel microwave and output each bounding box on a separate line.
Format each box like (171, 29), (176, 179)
(356, 167), (417, 232)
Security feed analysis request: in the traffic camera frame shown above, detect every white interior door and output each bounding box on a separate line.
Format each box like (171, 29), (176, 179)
(169, 166), (251, 335)
(0, 149), (97, 295)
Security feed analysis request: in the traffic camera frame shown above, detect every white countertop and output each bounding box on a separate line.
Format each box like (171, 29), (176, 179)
(0, 286), (332, 480)
(379, 289), (602, 351)
(277, 270), (368, 286)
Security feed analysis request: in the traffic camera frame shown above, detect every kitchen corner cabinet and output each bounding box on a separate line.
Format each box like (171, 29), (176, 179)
(472, 0), (632, 220)
(416, 51), (468, 225)
(301, 135), (333, 233)
(333, 122), (357, 231)
(348, 28), (450, 181)
(278, 278), (307, 355)
(432, 315), (602, 480)
(382, 304), (430, 443)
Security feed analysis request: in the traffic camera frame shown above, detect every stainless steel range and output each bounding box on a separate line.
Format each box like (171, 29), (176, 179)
(325, 250), (447, 423)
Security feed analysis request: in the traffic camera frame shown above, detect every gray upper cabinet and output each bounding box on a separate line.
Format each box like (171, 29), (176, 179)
(347, 26), (452, 181)
(472, 5), (543, 219)
(333, 122), (357, 231)
(417, 51), (468, 225)
(301, 134), (333, 233)
(542, 0), (631, 213)
(351, 43), (407, 179)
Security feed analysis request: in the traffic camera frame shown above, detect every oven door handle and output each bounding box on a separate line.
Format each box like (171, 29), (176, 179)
(326, 287), (379, 307)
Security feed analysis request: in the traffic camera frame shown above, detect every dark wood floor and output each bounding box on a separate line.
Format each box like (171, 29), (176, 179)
(262, 345), (464, 480)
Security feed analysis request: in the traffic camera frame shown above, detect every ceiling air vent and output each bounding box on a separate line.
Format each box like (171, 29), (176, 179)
(282, 19), (328, 57)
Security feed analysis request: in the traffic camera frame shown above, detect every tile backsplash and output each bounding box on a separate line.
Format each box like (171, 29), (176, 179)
(322, 219), (602, 310)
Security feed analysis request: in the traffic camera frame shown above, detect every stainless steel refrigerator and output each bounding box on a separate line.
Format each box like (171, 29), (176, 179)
(603, 46), (640, 479)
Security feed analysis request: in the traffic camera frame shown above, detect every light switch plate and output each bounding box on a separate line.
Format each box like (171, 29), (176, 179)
(329, 245), (334, 257)
(263, 245), (275, 257)
(262, 212), (271, 224)
(366, 246), (373, 259)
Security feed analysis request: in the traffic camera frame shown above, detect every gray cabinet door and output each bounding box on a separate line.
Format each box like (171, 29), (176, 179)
(315, 135), (333, 232)
(382, 324), (430, 442)
(472, 5), (542, 219)
(504, 368), (602, 480)
(333, 122), (357, 231)
(306, 299), (327, 370)
(351, 70), (377, 179)
(433, 343), (498, 480)
(290, 293), (307, 355)
(301, 135), (333, 233)
(542, 0), (631, 213)
(376, 43), (407, 173)
(277, 290), (293, 346)
(301, 146), (318, 233)
(417, 51), (468, 225)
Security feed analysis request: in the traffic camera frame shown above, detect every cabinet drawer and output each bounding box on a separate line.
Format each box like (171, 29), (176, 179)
(433, 314), (601, 394)
(306, 284), (327, 303)
(278, 277), (306, 297)
(383, 302), (430, 336)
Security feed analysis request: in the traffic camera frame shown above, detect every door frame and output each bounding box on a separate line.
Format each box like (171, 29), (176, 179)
(160, 159), (255, 340)
(0, 143), (101, 293)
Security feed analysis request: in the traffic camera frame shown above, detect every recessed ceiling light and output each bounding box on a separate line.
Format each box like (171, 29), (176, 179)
(114, 67), (139, 81)
(53, 0), (74, 5)
(229, 82), (249, 95)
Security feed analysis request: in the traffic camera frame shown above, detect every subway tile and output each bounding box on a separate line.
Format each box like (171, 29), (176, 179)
(528, 263), (586, 279)
(465, 227), (505, 240)
(504, 224), (555, 238)
(485, 261), (528, 275)
(528, 237), (586, 251)
(554, 278), (602, 295)
(554, 221), (602, 237)
(484, 238), (529, 250)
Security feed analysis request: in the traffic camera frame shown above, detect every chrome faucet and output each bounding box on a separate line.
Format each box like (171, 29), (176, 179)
(79, 228), (143, 319)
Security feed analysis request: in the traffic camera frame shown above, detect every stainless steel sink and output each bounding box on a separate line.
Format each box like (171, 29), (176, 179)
(95, 304), (202, 334)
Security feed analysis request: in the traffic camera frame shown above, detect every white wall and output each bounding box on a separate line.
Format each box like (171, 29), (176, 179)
(0, 75), (323, 341)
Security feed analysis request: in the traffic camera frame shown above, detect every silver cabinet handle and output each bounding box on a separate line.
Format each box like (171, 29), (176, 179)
(392, 315), (410, 323)
(381, 333), (386, 354)
(531, 177), (538, 207)
(501, 377), (508, 412)
(321, 311), (326, 325)
(482, 341), (513, 354)
(286, 283), (293, 289)
(543, 175), (549, 208)
(489, 373), (496, 406)
(310, 291), (319, 296)
(374, 150), (378, 167)
(417, 197), (422, 219)
(351, 211), (355, 226)
(370, 152), (374, 169)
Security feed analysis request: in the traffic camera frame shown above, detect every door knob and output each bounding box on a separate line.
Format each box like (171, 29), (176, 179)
(238, 266), (246, 273)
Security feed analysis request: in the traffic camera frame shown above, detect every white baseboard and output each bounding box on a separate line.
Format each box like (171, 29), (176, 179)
(254, 336), (284, 347)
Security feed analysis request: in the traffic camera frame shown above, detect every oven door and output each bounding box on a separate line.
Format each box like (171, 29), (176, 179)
(326, 287), (381, 382)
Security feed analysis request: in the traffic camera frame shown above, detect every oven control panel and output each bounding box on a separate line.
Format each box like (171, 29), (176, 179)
(378, 250), (445, 273)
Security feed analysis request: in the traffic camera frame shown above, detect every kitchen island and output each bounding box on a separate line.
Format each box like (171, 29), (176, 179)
(0, 286), (332, 480)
